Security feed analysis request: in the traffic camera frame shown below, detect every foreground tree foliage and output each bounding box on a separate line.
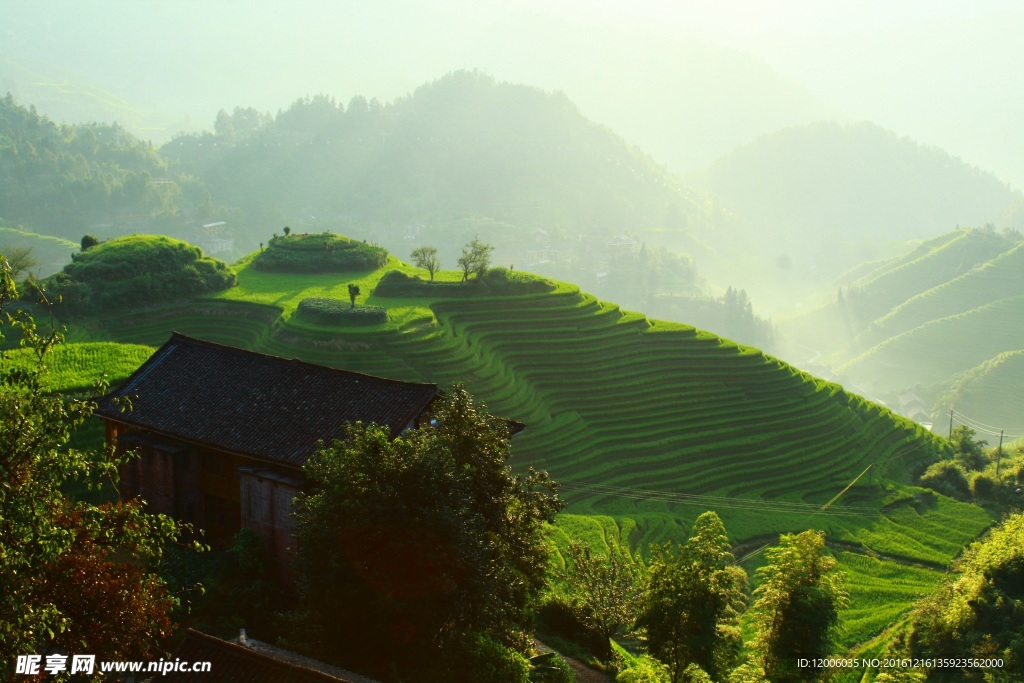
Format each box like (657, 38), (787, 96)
(637, 511), (747, 683)
(748, 530), (848, 683)
(560, 537), (643, 660)
(0, 254), (184, 672)
(901, 513), (1024, 682)
(291, 386), (562, 682)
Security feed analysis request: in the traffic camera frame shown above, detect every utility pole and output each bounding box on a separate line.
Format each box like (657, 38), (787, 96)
(949, 409), (954, 440)
(996, 429), (1004, 478)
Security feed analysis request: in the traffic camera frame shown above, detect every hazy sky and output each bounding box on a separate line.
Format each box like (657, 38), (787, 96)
(3, 0), (1022, 186)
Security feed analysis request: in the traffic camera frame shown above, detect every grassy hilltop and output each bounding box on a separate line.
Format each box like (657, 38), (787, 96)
(52, 233), (993, 648)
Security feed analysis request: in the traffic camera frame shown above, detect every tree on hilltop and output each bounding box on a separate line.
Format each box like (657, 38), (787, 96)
(457, 237), (494, 282)
(411, 246), (441, 281)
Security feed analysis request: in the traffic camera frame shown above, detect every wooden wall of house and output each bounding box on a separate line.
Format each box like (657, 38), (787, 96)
(239, 467), (302, 583)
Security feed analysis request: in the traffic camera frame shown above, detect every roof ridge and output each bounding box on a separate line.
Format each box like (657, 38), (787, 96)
(168, 332), (438, 389)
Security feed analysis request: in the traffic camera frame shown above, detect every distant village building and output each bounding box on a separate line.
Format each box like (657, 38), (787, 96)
(195, 221), (235, 255)
(605, 234), (638, 258)
(898, 392), (933, 428)
(95, 333), (442, 577)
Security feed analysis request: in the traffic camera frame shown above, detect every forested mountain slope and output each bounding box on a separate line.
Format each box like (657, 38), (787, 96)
(161, 71), (710, 258)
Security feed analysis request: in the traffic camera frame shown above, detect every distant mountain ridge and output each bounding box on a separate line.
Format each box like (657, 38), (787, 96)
(699, 121), (1018, 240)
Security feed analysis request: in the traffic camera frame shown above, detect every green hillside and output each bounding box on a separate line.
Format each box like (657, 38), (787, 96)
(852, 242), (1024, 356)
(781, 228), (1014, 357)
(3, 341), (155, 394)
(0, 225), (76, 277)
(56, 240), (995, 647)
(779, 229), (1024, 432)
(932, 351), (1024, 433)
(838, 295), (1024, 392)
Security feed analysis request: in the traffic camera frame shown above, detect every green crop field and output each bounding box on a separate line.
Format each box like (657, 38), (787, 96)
(840, 295), (1024, 390)
(933, 350), (1024, 431)
(3, 341), (155, 394)
(56, 250), (996, 648)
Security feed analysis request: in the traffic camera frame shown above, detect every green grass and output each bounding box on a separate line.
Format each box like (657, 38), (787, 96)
(3, 341), (155, 394)
(58, 251), (999, 647)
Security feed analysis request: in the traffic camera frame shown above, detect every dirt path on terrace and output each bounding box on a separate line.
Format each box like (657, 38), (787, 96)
(534, 639), (615, 683)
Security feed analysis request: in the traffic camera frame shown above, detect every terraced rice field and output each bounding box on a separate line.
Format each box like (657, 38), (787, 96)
(3, 341), (155, 394)
(64, 260), (995, 646)
(838, 241), (1024, 363)
(840, 295), (1024, 388)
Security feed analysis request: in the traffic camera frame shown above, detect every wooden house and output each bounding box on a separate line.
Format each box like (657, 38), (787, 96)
(95, 333), (442, 576)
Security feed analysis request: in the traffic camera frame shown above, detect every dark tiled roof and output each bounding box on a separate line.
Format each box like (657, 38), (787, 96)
(164, 630), (362, 683)
(95, 333), (439, 467)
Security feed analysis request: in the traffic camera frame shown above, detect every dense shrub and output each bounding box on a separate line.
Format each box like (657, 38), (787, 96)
(374, 268), (554, 298)
(536, 598), (609, 658)
(919, 460), (971, 500)
(438, 632), (531, 683)
(615, 655), (670, 683)
(44, 235), (235, 316)
(251, 233), (387, 273)
(295, 297), (388, 325)
(970, 472), (999, 500)
(532, 653), (575, 683)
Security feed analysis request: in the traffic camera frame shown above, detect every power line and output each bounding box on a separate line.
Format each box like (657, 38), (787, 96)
(952, 408), (1024, 434)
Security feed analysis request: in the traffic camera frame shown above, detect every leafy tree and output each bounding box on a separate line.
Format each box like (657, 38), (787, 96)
(1, 245), (38, 279)
(749, 531), (848, 683)
(637, 512), (747, 682)
(291, 386), (562, 680)
(347, 282), (360, 308)
(411, 245), (441, 281)
(458, 237), (494, 282)
(919, 460), (971, 500)
(901, 513), (1024, 682)
(283, 225), (291, 237)
(0, 255), (184, 670)
(560, 538), (643, 659)
(950, 425), (988, 471)
(80, 234), (101, 251)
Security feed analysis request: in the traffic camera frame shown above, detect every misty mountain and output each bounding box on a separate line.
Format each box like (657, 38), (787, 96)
(0, 55), (189, 142)
(755, 9), (1024, 189)
(462, 13), (835, 173)
(0, 94), (210, 241)
(161, 71), (708, 256)
(698, 121), (1019, 243)
(690, 122), (1020, 305)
